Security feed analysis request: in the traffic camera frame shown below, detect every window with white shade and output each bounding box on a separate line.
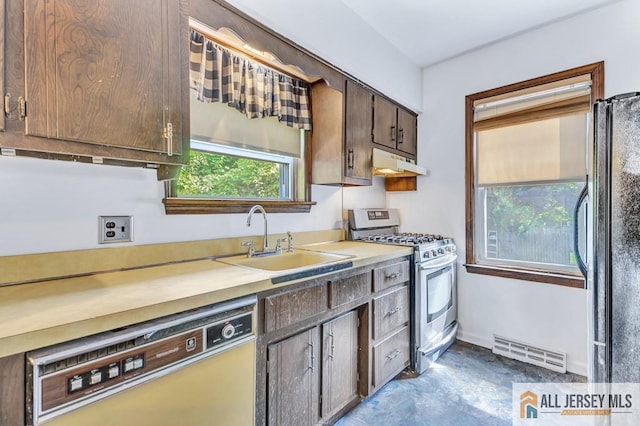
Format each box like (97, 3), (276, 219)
(465, 62), (604, 287)
(177, 98), (303, 200)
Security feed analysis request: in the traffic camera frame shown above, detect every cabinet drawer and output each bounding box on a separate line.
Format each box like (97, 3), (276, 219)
(329, 272), (371, 308)
(264, 285), (328, 333)
(373, 260), (409, 292)
(372, 326), (410, 388)
(372, 285), (409, 339)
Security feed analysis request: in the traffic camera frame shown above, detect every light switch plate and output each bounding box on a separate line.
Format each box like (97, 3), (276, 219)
(99, 216), (133, 244)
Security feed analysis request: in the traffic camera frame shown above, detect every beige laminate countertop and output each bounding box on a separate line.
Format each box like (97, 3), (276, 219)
(0, 241), (411, 358)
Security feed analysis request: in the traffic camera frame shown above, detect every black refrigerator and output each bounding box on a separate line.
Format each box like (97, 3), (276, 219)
(586, 92), (640, 383)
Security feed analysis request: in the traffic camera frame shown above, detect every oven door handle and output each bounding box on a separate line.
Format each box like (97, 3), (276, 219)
(418, 253), (458, 271)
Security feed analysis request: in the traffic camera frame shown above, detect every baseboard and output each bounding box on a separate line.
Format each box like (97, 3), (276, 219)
(456, 329), (493, 350)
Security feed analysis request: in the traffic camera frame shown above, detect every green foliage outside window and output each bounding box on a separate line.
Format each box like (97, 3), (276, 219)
(484, 183), (580, 266)
(486, 183), (578, 234)
(177, 150), (282, 198)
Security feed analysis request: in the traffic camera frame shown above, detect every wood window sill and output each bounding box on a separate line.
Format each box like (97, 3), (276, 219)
(464, 263), (585, 289)
(163, 198), (316, 214)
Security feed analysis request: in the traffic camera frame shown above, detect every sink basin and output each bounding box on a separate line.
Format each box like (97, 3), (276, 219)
(217, 249), (353, 272)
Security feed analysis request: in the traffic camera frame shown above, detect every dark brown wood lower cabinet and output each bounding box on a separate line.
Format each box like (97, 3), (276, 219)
(321, 311), (359, 420)
(0, 353), (24, 426)
(265, 312), (360, 426)
(268, 327), (320, 426)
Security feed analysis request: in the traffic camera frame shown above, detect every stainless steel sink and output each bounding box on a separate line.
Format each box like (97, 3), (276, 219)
(216, 249), (353, 273)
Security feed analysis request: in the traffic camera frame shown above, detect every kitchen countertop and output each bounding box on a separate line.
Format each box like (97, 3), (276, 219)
(0, 241), (411, 358)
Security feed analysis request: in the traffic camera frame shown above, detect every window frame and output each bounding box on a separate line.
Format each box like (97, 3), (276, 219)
(164, 127), (315, 214)
(464, 62), (604, 288)
(182, 140), (295, 201)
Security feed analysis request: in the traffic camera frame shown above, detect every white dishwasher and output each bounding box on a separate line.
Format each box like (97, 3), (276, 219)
(26, 295), (256, 426)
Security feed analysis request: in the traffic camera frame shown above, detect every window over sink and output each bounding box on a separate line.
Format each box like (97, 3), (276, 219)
(465, 62), (604, 287)
(164, 22), (317, 214)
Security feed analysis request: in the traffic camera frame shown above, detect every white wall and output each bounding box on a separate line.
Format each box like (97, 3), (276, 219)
(389, 0), (640, 375)
(224, 0), (423, 112)
(0, 155), (343, 255)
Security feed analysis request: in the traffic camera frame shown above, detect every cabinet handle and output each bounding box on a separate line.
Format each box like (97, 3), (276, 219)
(163, 122), (174, 156)
(386, 307), (401, 316)
(347, 148), (354, 169)
(385, 272), (400, 280)
(308, 342), (315, 371)
(386, 349), (401, 361)
(391, 125), (396, 142)
(398, 128), (404, 144)
(329, 332), (335, 360)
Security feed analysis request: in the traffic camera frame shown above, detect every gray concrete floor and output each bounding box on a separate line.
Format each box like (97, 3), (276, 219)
(336, 341), (585, 426)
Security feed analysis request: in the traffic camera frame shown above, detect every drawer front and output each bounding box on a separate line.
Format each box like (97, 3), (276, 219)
(373, 285), (409, 339)
(264, 284), (328, 333)
(329, 272), (371, 308)
(373, 260), (409, 292)
(373, 326), (410, 388)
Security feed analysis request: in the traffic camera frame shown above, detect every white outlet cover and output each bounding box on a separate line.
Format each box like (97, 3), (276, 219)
(99, 216), (133, 244)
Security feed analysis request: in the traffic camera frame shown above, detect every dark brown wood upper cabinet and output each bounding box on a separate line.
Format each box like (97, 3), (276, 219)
(311, 79), (372, 186)
(21, 0), (187, 165)
(0, 0), (5, 133)
(372, 96), (397, 151)
(373, 95), (417, 158)
(397, 106), (417, 157)
(344, 79), (373, 183)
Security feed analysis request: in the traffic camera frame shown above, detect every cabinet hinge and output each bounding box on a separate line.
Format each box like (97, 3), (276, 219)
(1, 148), (17, 156)
(3, 94), (26, 120)
(3, 94), (10, 117)
(163, 122), (174, 156)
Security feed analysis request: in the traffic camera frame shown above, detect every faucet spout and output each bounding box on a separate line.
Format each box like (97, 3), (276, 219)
(247, 205), (269, 251)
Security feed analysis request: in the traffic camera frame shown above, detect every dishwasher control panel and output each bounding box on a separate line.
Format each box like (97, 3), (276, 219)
(26, 296), (256, 425)
(207, 312), (252, 349)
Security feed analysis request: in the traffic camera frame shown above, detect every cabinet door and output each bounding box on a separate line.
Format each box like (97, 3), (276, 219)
(0, 0), (5, 132)
(268, 328), (320, 426)
(0, 353), (24, 425)
(397, 107), (417, 157)
(344, 79), (372, 184)
(372, 95), (397, 150)
(24, 0), (183, 158)
(322, 311), (359, 419)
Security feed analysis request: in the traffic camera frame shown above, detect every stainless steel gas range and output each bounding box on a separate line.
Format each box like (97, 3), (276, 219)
(348, 208), (458, 374)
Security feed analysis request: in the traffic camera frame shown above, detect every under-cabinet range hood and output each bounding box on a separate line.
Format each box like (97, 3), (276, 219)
(372, 148), (427, 177)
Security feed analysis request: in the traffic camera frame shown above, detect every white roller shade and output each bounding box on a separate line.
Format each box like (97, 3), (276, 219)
(477, 113), (587, 185)
(190, 95), (302, 158)
(474, 75), (591, 186)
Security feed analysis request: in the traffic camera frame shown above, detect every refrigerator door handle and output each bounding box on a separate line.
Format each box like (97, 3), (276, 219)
(573, 181), (589, 278)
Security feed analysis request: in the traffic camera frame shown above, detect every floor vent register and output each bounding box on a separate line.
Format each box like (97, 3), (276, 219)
(492, 334), (567, 373)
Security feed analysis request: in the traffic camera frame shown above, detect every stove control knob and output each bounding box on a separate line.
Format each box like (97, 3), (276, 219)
(431, 250), (438, 257)
(221, 324), (236, 339)
(423, 252), (430, 259)
(438, 248), (445, 255)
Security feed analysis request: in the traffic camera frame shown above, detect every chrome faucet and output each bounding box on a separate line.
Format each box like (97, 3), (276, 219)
(246, 205), (269, 253)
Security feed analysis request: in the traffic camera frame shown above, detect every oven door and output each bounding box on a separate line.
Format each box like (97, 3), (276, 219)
(416, 253), (457, 351)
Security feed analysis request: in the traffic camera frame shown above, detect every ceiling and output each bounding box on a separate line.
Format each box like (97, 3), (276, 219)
(338, 0), (619, 67)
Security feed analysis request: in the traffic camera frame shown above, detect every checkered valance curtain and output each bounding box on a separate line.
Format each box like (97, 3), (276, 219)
(189, 30), (311, 130)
